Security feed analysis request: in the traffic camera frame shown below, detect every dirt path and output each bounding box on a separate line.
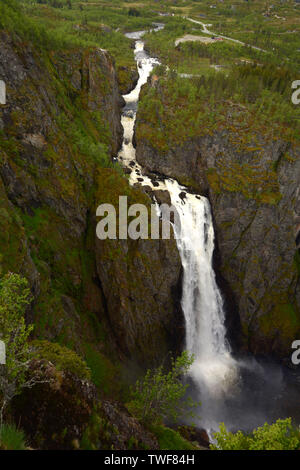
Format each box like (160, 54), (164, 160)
(185, 17), (268, 53)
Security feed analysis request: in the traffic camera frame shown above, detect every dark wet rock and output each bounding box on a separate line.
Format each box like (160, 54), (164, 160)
(154, 189), (172, 206)
(140, 185), (155, 201)
(177, 426), (210, 449)
(136, 137), (207, 194)
(12, 359), (97, 450)
(124, 109), (135, 119)
(95, 232), (183, 367)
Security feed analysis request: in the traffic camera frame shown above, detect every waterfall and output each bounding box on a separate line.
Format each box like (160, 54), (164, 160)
(117, 31), (293, 434)
(165, 180), (239, 429)
(118, 34), (239, 429)
(118, 41), (164, 190)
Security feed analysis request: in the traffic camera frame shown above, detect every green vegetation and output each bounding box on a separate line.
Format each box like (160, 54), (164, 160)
(137, 57), (298, 203)
(150, 425), (197, 450)
(84, 343), (122, 397)
(132, 0), (299, 160)
(127, 351), (199, 425)
(137, 62), (299, 152)
(0, 423), (27, 450)
(144, 17), (269, 76)
(8, 0), (158, 77)
(80, 406), (102, 450)
(211, 418), (300, 450)
(0, 274), (34, 427)
(0, 0), (128, 359)
(32, 340), (91, 380)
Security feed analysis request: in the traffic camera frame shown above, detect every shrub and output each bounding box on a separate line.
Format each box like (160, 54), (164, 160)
(31, 340), (91, 381)
(127, 351), (199, 425)
(0, 273), (36, 427)
(211, 418), (300, 450)
(128, 8), (140, 17)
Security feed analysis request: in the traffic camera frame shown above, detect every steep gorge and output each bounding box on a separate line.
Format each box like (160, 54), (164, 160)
(0, 30), (183, 370)
(1, 6), (300, 447)
(0, 25), (192, 448)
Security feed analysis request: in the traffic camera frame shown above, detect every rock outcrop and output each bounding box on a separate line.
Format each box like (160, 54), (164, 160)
(97, 401), (159, 450)
(94, 169), (183, 367)
(12, 344), (161, 450)
(12, 359), (97, 450)
(0, 31), (121, 349)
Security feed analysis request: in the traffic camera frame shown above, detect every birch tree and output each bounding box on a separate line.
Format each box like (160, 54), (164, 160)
(0, 273), (47, 428)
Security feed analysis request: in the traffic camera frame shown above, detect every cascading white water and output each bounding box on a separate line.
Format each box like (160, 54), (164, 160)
(165, 181), (239, 430)
(118, 36), (239, 429)
(116, 27), (299, 435)
(118, 40), (165, 190)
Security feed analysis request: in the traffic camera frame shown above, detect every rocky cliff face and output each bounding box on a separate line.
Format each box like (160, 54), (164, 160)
(0, 31), (119, 351)
(0, 31), (183, 368)
(135, 92), (300, 359)
(94, 169), (183, 366)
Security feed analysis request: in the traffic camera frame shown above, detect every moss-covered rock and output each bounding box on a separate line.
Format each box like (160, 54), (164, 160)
(94, 168), (184, 367)
(0, 24), (184, 380)
(12, 359), (97, 450)
(81, 401), (159, 450)
(31, 340), (91, 381)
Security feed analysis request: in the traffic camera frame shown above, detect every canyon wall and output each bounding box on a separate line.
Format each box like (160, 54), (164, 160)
(0, 31), (182, 367)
